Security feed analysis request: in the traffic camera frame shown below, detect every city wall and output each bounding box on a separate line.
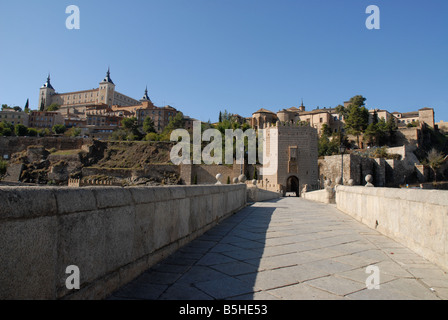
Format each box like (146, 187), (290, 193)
(335, 186), (448, 272)
(0, 184), (247, 300)
(0, 136), (91, 159)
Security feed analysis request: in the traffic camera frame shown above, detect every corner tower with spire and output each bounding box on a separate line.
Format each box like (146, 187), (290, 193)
(39, 74), (56, 111)
(139, 86), (155, 108)
(99, 67), (116, 106)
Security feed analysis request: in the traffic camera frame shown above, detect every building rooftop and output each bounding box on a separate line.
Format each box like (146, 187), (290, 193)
(253, 108), (276, 115)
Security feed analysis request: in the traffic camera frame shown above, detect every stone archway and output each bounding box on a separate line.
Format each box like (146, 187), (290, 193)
(286, 176), (300, 197)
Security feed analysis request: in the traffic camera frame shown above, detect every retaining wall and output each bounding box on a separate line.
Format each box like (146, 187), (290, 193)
(0, 184), (246, 300)
(335, 186), (448, 272)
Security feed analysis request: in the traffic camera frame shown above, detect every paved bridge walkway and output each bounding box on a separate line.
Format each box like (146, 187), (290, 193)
(109, 198), (448, 300)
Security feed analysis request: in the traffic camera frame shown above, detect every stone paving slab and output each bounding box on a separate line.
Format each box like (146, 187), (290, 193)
(108, 198), (448, 300)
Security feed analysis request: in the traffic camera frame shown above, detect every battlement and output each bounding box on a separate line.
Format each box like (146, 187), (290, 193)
(262, 121), (318, 135)
(68, 178), (121, 187)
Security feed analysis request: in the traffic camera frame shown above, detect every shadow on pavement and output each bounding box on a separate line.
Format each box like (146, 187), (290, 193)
(108, 200), (278, 300)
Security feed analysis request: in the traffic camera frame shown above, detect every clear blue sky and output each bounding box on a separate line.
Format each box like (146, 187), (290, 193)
(0, 0), (447, 122)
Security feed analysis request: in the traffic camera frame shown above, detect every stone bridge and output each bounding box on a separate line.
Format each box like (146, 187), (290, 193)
(108, 197), (448, 300)
(1, 184), (447, 300)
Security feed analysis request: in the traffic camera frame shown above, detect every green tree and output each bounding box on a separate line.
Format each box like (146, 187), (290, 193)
(46, 103), (60, 111)
(143, 117), (156, 134)
(363, 123), (377, 146)
(65, 127), (81, 137)
(321, 124), (332, 137)
(38, 128), (51, 137)
(52, 124), (67, 135)
(121, 117), (142, 140)
(406, 120), (419, 128)
(372, 110), (379, 125)
(220, 110), (232, 122)
(426, 148), (447, 182)
(145, 132), (160, 141)
(24, 99), (29, 113)
(0, 121), (14, 136)
(318, 134), (340, 157)
(111, 129), (128, 141)
(0, 160), (7, 177)
(14, 124), (28, 136)
(163, 112), (185, 134)
(335, 104), (348, 119)
(27, 128), (38, 137)
(1, 104), (12, 111)
(343, 95), (369, 147)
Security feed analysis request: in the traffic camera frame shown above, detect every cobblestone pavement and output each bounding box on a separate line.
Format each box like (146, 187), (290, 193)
(108, 198), (448, 300)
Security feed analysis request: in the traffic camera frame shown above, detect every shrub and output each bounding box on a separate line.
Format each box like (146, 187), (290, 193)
(110, 129), (128, 141)
(0, 160), (7, 176)
(27, 128), (38, 137)
(146, 132), (160, 141)
(14, 124), (28, 136)
(65, 127), (81, 137)
(52, 124), (67, 135)
(1, 127), (12, 136)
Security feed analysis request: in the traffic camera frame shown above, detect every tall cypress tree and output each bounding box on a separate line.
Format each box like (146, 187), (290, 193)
(24, 99), (29, 112)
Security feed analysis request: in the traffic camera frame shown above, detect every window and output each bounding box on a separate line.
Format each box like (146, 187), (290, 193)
(289, 147), (298, 161)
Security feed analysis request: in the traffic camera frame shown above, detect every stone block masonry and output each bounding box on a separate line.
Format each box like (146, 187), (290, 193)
(0, 184), (246, 300)
(336, 186), (448, 272)
(0, 136), (92, 160)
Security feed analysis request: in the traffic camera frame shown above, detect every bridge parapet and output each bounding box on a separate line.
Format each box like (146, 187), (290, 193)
(0, 184), (246, 300)
(335, 186), (448, 272)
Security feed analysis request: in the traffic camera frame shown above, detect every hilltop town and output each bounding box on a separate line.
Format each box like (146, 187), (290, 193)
(1, 70), (447, 191)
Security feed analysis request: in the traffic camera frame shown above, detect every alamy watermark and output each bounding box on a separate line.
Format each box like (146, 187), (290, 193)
(66, 5), (80, 30)
(366, 5), (380, 30)
(366, 265), (380, 290)
(65, 265), (80, 290)
(170, 121), (278, 175)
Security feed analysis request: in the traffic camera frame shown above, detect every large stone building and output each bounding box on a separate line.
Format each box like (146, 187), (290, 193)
(252, 103), (343, 136)
(135, 91), (179, 133)
(0, 110), (29, 127)
(436, 120), (448, 133)
(392, 108), (435, 128)
(38, 69), (140, 115)
(28, 111), (64, 129)
(251, 101), (436, 139)
(38, 70), (196, 135)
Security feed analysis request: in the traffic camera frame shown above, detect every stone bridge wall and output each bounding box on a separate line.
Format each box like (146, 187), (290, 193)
(0, 184), (247, 300)
(335, 186), (448, 272)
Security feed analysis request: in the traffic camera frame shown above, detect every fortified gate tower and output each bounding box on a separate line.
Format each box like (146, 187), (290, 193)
(260, 122), (318, 196)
